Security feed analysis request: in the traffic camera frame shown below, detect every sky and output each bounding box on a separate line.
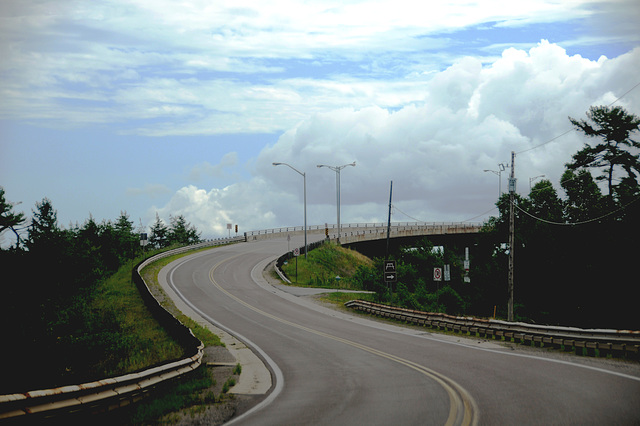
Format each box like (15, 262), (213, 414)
(2, 0), (640, 245)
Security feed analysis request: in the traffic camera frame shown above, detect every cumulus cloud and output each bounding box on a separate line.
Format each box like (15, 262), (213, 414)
(4, 0), (636, 133)
(188, 152), (239, 181)
(150, 42), (640, 237)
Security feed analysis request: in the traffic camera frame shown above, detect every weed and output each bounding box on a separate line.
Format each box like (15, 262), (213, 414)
(222, 377), (236, 394)
(130, 366), (215, 424)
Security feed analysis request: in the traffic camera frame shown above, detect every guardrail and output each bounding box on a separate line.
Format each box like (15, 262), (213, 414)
(0, 241), (235, 421)
(345, 300), (640, 360)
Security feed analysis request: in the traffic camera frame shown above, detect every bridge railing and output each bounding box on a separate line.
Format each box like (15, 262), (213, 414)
(244, 222), (483, 241)
(345, 300), (640, 360)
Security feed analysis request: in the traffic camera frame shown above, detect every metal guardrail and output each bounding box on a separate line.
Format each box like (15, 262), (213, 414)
(345, 300), (640, 359)
(0, 244), (220, 421)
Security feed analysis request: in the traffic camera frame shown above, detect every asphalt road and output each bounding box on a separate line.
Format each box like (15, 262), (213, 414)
(164, 235), (640, 425)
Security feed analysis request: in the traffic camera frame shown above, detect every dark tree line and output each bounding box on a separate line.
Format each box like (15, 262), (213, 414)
(0, 196), (202, 310)
(0, 196), (201, 389)
(352, 105), (640, 329)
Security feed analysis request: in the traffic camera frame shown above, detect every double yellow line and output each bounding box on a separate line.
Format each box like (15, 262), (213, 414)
(208, 255), (478, 426)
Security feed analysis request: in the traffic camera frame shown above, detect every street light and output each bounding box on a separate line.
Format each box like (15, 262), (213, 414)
(529, 174), (546, 190)
(317, 161), (356, 243)
(484, 163), (508, 198)
(273, 162), (307, 259)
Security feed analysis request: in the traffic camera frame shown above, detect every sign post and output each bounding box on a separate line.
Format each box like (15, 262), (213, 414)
(433, 267), (442, 282)
(464, 247), (471, 283)
(384, 260), (396, 305)
(139, 233), (148, 253)
(433, 266), (442, 305)
(293, 247), (300, 282)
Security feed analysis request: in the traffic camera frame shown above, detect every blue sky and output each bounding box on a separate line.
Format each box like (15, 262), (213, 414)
(1, 0), (640, 245)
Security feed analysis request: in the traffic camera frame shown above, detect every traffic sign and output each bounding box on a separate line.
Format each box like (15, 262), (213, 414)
(433, 267), (442, 282)
(293, 247), (300, 257)
(384, 260), (397, 282)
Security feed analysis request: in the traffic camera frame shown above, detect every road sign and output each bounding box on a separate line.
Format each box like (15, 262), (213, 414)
(293, 247), (300, 257)
(433, 267), (442, 282)
(384, 260), (397, 282)
(444, 264), (450, 282)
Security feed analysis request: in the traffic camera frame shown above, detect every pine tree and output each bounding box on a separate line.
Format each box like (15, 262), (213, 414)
(568, 105), (640, 200)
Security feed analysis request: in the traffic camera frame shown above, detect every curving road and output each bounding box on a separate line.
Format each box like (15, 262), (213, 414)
(163, 235), (640, 425)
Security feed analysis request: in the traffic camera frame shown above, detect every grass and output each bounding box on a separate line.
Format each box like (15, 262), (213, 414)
(140, 247), (225, 347)
(88, 258), (186, 376)
(125, 245), (242, 423)
(317, 291), (377, 306)
(129, 365), (217, 424)
(280, 242), (373, 288)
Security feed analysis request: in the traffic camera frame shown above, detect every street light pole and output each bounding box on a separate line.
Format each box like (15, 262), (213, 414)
(484, 169), (501, 198)
(484, 163), (508, 198)
(529, 174), (546, 190)
(317, 161), (356, 244)
(273, 162), (307, 259)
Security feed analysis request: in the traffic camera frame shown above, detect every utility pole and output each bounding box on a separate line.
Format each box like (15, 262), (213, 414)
(508, 151), (516, 322)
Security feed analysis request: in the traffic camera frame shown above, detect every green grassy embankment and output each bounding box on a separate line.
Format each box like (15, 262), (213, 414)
(279, 242), (372, 288)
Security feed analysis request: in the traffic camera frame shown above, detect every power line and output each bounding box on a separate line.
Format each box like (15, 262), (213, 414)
(511, 194), (640, 226)
(515, 80), (640, 155)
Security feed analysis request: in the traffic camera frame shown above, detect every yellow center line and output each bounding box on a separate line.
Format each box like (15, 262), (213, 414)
(208, 255), (478, 426)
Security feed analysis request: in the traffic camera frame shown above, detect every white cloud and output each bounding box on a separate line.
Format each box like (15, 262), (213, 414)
(152, 42), (640, 238)
(3, 2), (639, 237)
(188, 152), (239, 181)
(3, 0), (631, 133)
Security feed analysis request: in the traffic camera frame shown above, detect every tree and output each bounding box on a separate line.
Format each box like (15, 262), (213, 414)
(561, 169), (604, 222)
(168, 215), (201, 246)
(26, 198), (65, 253)
(568, 105), (640, 199)
(114, 211), (137, 260)
(149, 213), (169, 248)
(0, 187), (26, 249)
(525, 179), (564, 224)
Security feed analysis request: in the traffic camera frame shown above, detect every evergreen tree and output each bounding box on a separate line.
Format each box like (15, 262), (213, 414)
(568, 105), (640, 200)
(26, 198), (66, 254)
(149, 213), (169, 248)
(114, 211), (137, 260)
(168, 214), (201, 246)
(0, 187), (26, 249)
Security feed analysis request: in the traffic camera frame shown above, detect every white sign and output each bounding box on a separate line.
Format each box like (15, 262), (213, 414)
(444, 264), (450, 282)
(384, 260), (397, 282)
(433, 267), (442, 282)
(293, 247), (300, 257)
(464, 247), (470, 282)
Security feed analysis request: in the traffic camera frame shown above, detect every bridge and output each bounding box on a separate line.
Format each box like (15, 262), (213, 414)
(244, 221), (483, 244)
